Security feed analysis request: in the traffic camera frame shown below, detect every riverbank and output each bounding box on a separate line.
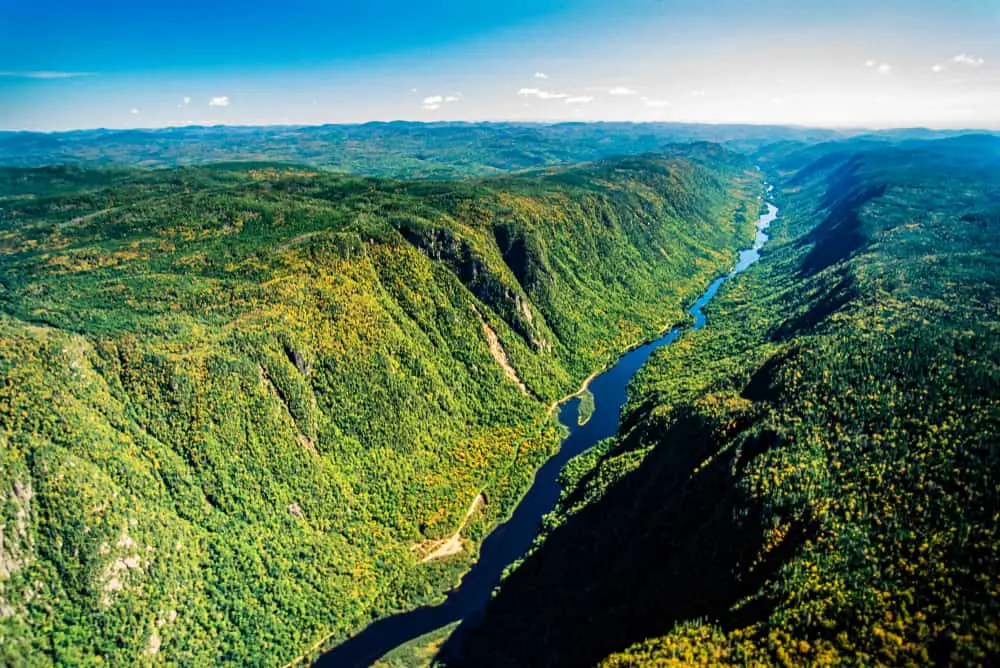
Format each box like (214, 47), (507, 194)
(544, 321), (684, 419)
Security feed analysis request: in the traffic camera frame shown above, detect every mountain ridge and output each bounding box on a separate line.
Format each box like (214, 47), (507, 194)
(0, 148), (762, 666)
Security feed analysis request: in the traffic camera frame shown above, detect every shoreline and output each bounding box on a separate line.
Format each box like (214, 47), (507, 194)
(545, 321), (684, 419)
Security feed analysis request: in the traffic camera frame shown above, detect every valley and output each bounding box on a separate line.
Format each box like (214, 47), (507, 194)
(0, 127), (997, 668)
(446, 134), (1000, 667)
(319, 202), (778, 667)
(0, 146), (760, 665)
(5, 0), (1000, 664)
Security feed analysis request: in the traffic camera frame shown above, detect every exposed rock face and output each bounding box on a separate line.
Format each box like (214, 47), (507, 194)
(146, 629), (162, 656)
(98, 526), (144, 608)
(0, 479), (33, 581)
(475, 308), (529, 394)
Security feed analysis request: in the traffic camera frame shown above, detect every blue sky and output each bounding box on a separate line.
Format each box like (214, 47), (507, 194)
(1, 0), (998, 130)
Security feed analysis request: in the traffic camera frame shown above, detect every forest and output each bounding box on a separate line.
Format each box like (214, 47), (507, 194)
(2, 126), (998, 667)
(0, 146), (761, 665)
(445, 135), (1000, 666)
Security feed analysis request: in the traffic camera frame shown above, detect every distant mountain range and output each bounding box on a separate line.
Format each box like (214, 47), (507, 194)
(2, 121), (995, 179)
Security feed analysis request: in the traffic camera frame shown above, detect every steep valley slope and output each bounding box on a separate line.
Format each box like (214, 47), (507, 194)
(0, 147), (761, 665)
(445, 136), (1000, 666)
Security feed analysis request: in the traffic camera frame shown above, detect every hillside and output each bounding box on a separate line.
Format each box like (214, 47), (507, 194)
(0, 148), (761, 665)
(445, 136), (1000, 666)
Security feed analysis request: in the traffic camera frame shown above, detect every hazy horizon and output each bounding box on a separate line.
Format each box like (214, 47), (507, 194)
(2, 0), (998, 131)
(5, 119), (1000, 137)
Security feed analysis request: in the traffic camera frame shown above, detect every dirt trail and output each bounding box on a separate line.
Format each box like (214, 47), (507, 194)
(546, 370), (600, 418)
(280, 631), (338, 668)
(279, 493), (482, 667)
(413, 494), (486, 563)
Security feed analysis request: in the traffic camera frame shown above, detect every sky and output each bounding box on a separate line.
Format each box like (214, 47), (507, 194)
(1, 0), (998, 131)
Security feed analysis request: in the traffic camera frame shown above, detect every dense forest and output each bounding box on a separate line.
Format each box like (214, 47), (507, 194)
(0, 146), (762, 665)
(2, 124), (998, 668)
(445, 135), (1000, 666)
(1, 122), (987, 179)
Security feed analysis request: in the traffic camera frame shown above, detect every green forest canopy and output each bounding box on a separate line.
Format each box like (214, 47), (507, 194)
(0, 146), (761, 666)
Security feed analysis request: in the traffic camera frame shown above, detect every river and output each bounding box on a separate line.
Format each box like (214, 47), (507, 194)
(315, 200), (779, 668)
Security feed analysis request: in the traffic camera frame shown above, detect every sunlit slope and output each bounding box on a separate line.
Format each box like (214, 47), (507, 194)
(448, 136), (1000, 666)
(0, 148), (760, 665)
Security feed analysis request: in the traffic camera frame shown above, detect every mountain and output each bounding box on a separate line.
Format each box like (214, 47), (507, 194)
(444, 135), (1000, 666)
(3, 127), (998, 667)
(0, 147), (762, 665)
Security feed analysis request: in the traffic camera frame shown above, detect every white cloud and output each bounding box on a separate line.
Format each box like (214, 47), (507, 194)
(641, 96), (670, 108)
(410, 88), (418, 93)
(609, 86), (637, 96)
(0, 70), (94, 79)
(422, 92), (461, 110)
(565, 95), (594, 104)
(771, 97), (785, 106)
(534, 72), (549, 79)
(953, 53), (985, 66)
(690, 89), (707, 97)
(517, 87), (567, 100)
(864, 60), (892, 73)
(208, 96), (230, 107)
(932, 64), (944, 73)
(130, 108), (140, 114)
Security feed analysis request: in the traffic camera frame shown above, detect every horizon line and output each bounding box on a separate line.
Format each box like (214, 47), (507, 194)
(3, 119), (1000, 135)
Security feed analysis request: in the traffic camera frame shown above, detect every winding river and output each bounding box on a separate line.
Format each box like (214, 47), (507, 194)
(316, 200), (779, 668)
